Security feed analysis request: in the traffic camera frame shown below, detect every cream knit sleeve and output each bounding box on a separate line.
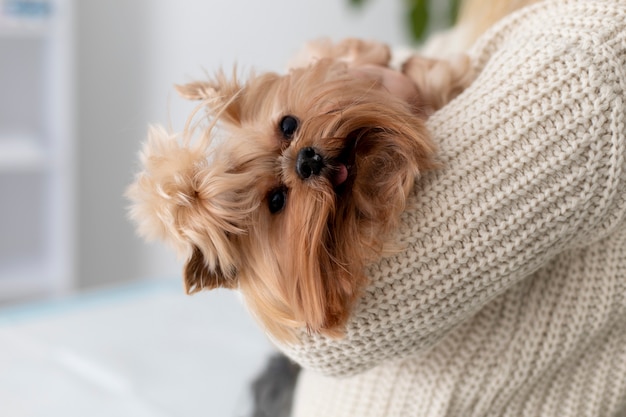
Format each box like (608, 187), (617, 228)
(276, 0), (626, 377)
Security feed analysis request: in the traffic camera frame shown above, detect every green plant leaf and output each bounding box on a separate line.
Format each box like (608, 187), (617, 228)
(449, 0), (461, 24)
(349, 0), (367, 7)
(408, 0), (429, 42)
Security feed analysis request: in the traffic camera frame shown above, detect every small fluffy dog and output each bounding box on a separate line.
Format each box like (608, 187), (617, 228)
(127, 38), (472, 341)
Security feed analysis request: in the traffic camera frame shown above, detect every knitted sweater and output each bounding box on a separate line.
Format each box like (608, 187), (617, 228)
(275, 1), (626, 416)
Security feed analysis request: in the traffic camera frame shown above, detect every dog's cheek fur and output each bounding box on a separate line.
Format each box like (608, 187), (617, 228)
(235, 185), (352, 341)
(284, 185), (356, 334)
(353, 132), (426, 223)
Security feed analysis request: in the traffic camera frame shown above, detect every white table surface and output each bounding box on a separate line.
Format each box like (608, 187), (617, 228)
(0, 280), (276, 417)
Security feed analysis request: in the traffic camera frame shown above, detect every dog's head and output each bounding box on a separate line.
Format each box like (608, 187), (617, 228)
(127, 58), (436, 341)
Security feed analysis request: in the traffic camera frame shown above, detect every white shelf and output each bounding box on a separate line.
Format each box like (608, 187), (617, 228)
(0, 136), (47, 171)
(0, 0), (74, 302)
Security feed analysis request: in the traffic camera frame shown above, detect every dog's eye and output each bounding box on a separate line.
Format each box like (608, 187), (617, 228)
(279, 115), (298, 140)
(268, 188), (287, 214)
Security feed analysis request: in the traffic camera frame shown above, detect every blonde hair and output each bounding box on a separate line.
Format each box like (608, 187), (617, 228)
(457, 0), (541, 45)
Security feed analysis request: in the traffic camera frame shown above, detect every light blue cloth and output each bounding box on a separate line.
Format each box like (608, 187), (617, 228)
(0, 280), (274, 417)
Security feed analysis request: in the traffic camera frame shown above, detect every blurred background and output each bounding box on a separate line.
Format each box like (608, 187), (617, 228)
(0, 0), (455, 416)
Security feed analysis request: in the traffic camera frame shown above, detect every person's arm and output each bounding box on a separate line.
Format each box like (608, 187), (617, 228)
(274, 0), (626, 377)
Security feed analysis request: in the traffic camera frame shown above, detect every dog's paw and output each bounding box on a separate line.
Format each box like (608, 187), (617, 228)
(288, 38), (391, 69)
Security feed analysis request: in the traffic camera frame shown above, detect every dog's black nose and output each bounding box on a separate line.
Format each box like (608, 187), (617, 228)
(296, 147), (325, 179)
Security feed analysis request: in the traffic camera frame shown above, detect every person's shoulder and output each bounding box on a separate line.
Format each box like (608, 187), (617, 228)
(469, 0), (626, 73)
(518, 1), (621, 39)
(535, 0), (626, 40)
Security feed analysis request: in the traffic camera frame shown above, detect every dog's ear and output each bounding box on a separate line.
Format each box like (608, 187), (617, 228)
(402, 54), (475, 113)
(183, 246), (237, 294)
(176, 71), (285, 129)
(175, 73), (245, 126)
(175, 81), (220, 101)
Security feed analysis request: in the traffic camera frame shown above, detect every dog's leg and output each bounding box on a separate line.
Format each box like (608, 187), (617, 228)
(288, 38), (391, 69)
(402, 54), (475, 112)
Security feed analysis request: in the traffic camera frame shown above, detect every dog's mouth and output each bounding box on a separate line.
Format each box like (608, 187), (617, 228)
(330, 134), (359, 190)
(333, 163), (349, 187)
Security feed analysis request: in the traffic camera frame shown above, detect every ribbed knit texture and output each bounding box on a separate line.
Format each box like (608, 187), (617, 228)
(275, 1), (626, 416)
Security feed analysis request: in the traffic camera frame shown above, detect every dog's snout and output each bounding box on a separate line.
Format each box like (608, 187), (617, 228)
(296, 147), (325, 179)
